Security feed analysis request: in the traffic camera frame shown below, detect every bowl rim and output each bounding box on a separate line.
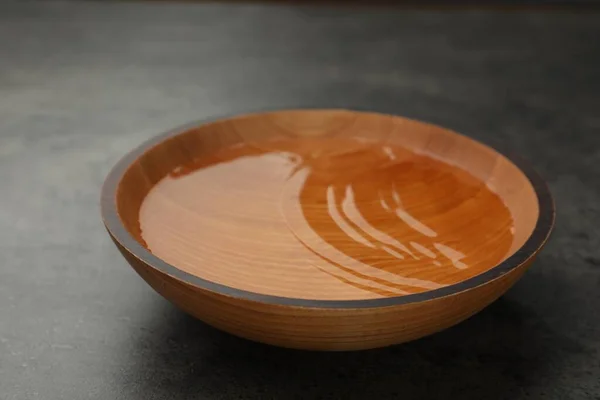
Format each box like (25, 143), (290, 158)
(101, 108), (555, 309)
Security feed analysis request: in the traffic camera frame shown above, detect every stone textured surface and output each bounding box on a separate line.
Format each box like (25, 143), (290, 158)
(0, 1), (599, 399)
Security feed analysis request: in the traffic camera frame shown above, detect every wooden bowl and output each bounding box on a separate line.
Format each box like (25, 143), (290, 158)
(101, 109), (554, 351)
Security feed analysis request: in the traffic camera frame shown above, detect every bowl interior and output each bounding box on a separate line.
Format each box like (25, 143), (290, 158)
(112, 110), (539, 301)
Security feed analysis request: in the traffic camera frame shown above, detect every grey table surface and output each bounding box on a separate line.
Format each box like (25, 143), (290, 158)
(1, 1), (600, 399)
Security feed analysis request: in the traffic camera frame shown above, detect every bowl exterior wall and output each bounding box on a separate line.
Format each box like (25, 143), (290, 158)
(110, 233), (534, 351)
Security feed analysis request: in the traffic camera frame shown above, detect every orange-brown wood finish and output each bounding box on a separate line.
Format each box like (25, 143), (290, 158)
(102, 109), (554, 351)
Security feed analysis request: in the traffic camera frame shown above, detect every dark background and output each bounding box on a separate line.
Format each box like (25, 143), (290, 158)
(1, 1), (599, 399)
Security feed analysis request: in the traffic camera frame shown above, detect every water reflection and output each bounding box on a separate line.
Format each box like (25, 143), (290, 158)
(280, 138), (511, 296)
(140, 137), (514, 299)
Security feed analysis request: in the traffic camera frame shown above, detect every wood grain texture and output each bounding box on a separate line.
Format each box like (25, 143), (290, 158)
(101, 109), (554, 350)
(139, 137), (514, 300)
(110, 237), (534, 350)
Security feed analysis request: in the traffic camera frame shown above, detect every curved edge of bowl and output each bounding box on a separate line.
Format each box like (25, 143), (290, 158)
(105, 229), (540, 351)
(100, 108), (556, 311)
